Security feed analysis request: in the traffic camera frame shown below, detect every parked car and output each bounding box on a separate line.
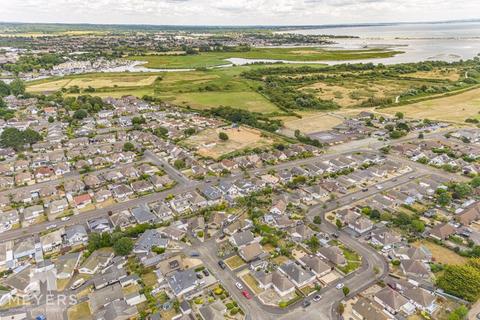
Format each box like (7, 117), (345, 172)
(218, 260), (226, 269)
(313, 295), (322, 302)
(336, 283), (344, 290)
(196, 273), (203, 279)
(235, 282), (243, 290)
(202, 269), (210, 276)
(302, 300), (311, 308)
(242, 290), (251, 299)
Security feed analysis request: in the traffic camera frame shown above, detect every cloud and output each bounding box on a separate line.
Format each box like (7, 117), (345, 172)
(0, 0), (478, 25)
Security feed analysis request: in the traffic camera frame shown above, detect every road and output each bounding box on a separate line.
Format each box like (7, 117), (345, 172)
(144, 150), (191, 184)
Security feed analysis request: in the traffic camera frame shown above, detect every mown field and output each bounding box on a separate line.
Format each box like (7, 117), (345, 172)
(129, 47), (402, 69)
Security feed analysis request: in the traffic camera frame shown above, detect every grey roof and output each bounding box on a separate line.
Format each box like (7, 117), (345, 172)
(131, 206), (158, 224)
(231, 230), (254, 247)
(92, 267), (127, 289)
(65, 224), (87, 240)
(134, 229), (169, 253)
(375, 287), (408, 311)
(300, 255), (331, 275)
(352, 298), (390, 320)
(167, 269), (197, 296)
(279, 261), (315, 285)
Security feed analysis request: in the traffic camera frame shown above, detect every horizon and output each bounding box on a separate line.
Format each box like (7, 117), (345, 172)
(0, 18), (479, 29)
(1, 0), (480, 26)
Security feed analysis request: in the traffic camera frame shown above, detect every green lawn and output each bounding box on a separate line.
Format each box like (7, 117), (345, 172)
(170, 91), (278, 113)
(129, 47), (402, 69)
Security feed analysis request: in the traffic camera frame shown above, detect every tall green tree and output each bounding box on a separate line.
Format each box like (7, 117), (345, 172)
(9, 79), (25, 96)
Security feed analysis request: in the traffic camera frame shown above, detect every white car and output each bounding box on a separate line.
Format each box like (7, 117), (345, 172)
(336, 283), (344, 290)
(376, 185), (383, 190)
(235, 282), (243, 290)
(46, 224), (57, 230)
(61, 216), (71, 222)
(313, 295), (322, 302)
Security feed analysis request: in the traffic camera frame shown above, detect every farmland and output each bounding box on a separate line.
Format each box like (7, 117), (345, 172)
(183, 126), (276, 160)
(129, 47), (402, 69)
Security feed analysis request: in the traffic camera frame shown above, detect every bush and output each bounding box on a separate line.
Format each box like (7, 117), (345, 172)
(219, 132), (229, 141)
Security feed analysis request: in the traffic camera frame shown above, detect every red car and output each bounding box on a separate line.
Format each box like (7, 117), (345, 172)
(242, 290), (251, 299)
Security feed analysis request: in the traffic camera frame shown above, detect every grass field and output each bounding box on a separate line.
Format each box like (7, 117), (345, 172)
(404, 69), (461, 81)
(183, 126), (275, 160)
(129, 47), (402, 69)
(275, 111), (344, 136)
(173, 91), (278, 113)
(26, 67), (283, 114)
(27, 74), (158, 92)
(301, 78), (437, 108)
(382, 86), (480, 123)
(413, 240), (468, 265)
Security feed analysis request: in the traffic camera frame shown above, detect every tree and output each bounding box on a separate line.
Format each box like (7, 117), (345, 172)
(437, 191), (452, 207)
(153, 126), (169, 137)
(411, 220), (425, 233)
(113, 237), (133, 256)
(0, 81), (10, 97)
(132, 116), (146, 125)
(471, 176), (480, 188)
(123, 142), (136, 152)
(9, 79), (25, 96)
(342, 286), (350, 296)
(452, 183), (473, 199)
(437, 259), (480, 302)
(174, 159), (186, 170)
(184, 128), (196, 136)
(337, 303), (345, 315)
(219, 132), (229, 141)
(306, 235), (320, 252)
(0, 127), (42, 151)
(448, 306), (468, 320)
(48, 116), (55, 123)
(73, 109), (88, 120)
(395, 112), (404, 119)
(313, 215), (322, 224)
(335, 219), (343, 229)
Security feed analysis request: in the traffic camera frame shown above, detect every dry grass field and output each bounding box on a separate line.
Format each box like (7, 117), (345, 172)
(27, 74), (158, 92)
(404, 69), (461, 81)
(413, 240), (468, 265)
(276, 111), (344, 136)
(184, 126), (274, 159)
(301, 79), (411, 108)
(383, 87), (480, 123)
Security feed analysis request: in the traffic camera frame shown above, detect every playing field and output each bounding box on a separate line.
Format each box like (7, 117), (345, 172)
(275, 111), (344, 136)
(129, 47), (402, 69)
(382, 87), (480, 123)
(184, 126), (275, 159)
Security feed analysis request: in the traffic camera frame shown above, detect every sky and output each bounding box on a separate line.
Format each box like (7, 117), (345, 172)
(0, 0), (479, 26)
